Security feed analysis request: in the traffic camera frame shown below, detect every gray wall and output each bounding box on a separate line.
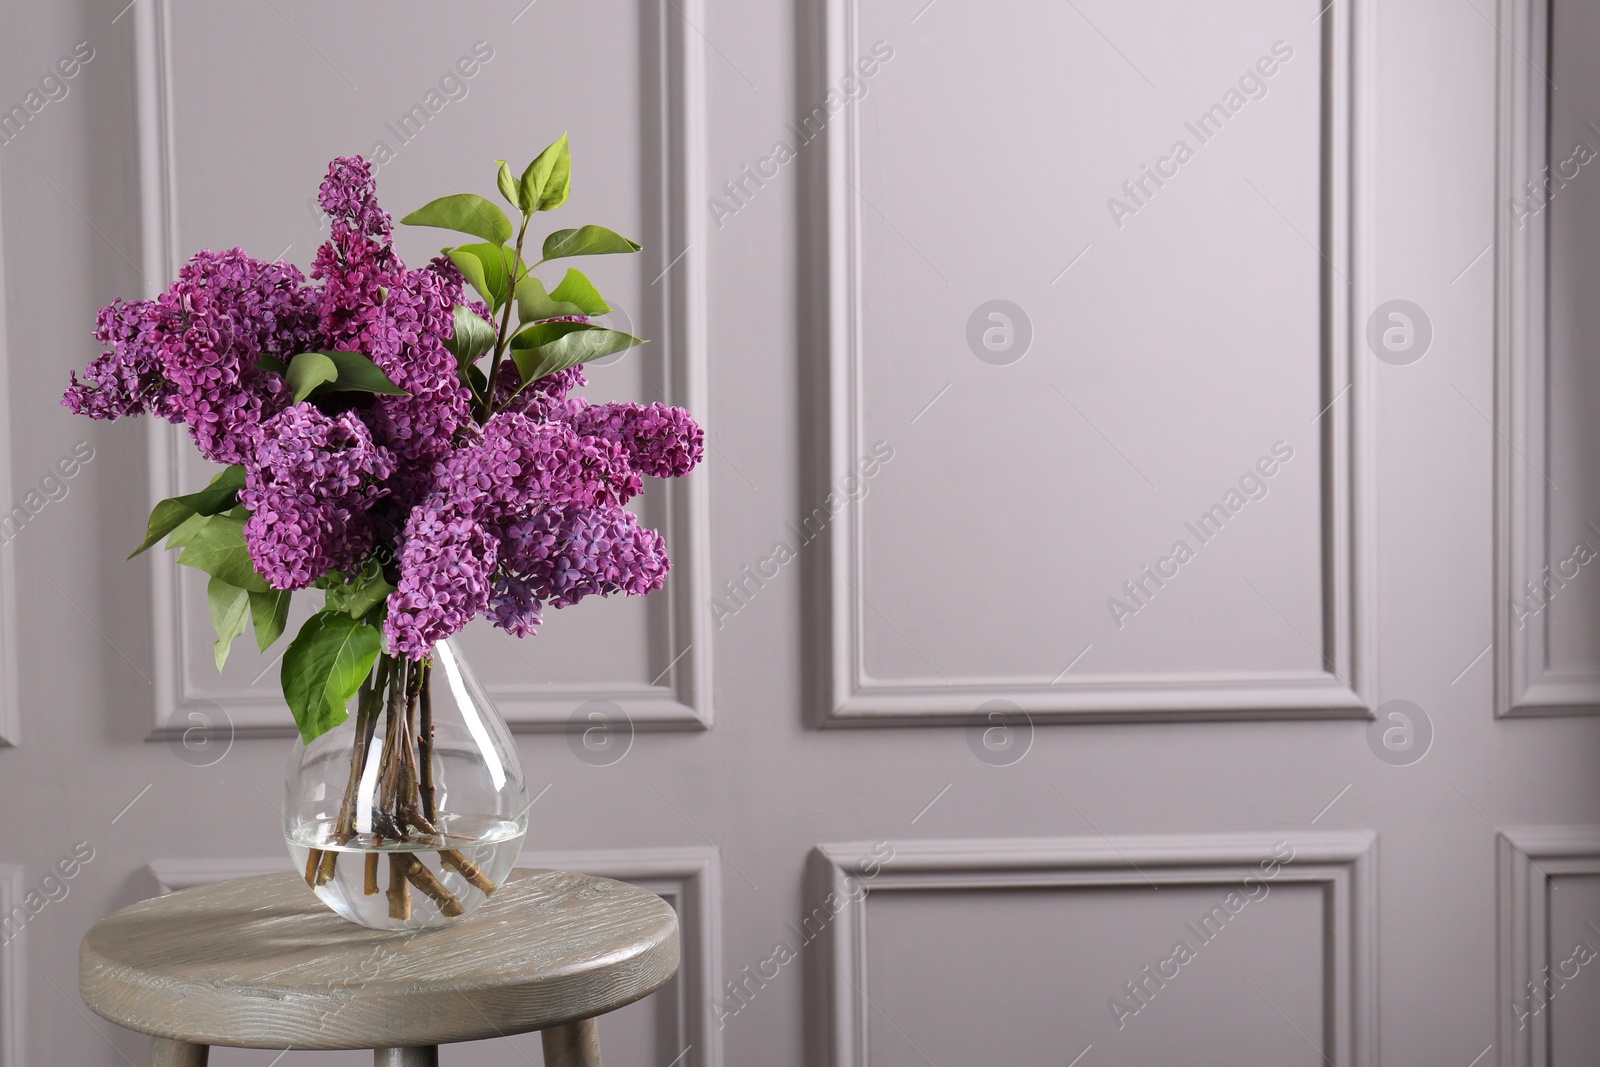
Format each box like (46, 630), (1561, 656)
(2, 0), (1600, 1064)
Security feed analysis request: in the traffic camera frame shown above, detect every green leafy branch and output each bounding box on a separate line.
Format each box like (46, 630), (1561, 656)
(400, 134), (647, 424)
(133, 465), (395, 742)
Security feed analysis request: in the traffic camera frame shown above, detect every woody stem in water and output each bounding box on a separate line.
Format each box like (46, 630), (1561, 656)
(302, 652), (494, 919)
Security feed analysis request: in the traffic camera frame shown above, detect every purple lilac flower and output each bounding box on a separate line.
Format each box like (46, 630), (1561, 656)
(312, 159), (471, 521)
(487, 574), (543, 637)
(567, 401), (704, 479)
(64, 298), (180, 422)
(238, 404), (396, 590)
(317, 157), (393, 235)
(454, 411), (641, 515)
(312, 156), (402, 340)
(385, 502), (499, 657)
(64, 250), (320, 464)
(499, 505), (670, 610)
(359, 259), (472, 516)
(382, 412), (641, 655)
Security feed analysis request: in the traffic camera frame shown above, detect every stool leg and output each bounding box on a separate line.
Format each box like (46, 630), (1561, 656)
(541, 1017), (601, 1067)
(374, 1048), (438, 1066)
(148, 1038), (208, 1066)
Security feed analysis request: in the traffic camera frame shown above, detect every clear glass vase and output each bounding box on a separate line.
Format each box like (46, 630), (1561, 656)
(283, 639), (528, 930)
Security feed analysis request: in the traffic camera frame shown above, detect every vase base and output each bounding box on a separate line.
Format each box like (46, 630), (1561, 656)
(286, 813), (524, 930)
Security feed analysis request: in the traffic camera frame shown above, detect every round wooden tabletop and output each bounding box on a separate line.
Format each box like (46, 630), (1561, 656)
(79, 868), (680, 1050)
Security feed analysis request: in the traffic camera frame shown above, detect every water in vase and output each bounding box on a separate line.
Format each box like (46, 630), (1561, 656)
(287, 812), (525, 930)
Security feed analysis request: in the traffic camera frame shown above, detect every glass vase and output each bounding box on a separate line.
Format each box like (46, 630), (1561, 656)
(283, 639), (527, 930)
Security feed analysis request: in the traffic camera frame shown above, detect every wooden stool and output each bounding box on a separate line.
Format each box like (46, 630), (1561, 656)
(78, 868), (680, 1065)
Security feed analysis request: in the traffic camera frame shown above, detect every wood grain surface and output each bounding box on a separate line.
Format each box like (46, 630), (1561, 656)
(147, 1037), (209, 1066)
(79, 869), (679, 1050)
(541, 1017), (602, 1067)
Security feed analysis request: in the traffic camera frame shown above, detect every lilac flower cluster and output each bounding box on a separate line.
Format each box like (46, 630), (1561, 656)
(384, 411), (648, 656)
(481, 504), (671, 641)
(312, 159), (471, 523)
(569, 401), (704, 479)
(64, 155), (703, 661)
(238, 405), (396, 589)
(501, 507), (669, 609)
(65, 250), (320, 464)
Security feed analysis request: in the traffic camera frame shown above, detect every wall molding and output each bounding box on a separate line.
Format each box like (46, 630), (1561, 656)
(1492, 0), (1599, 717)
(146, 844), (722, 1067)
(146, 855), (286, 894)
(0, 866), (23, 1067)
(0, 132), (18, 749)
(812, 833), (1377, 1067)
(1496, 826), (1600, 1066)
(817, 0), (1377, 724)
(133, 0), (713, 740)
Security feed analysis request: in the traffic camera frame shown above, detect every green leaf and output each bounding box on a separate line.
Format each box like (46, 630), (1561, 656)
(515, 268), (610, 323)
(176, 513), (271, 593)
(179, 467), (248, 513)
(249, 589), (291, 653)
(320, 351), (409, 396)
(164, 511), (210, 551)
(549, 267), (610, 314)
(520, 133), (571, 213)
(511, 322), (646, 383)
(496, 160), (520, 209)
(286, 351), (408, 402)
(541, 225), (642, 261)
(286, 351), (338, 403)
(207, 577), (251, 672)
(447, 248), (496, 309)
(443, 305), (497, 368)
(324, 561), (396, 620)
(400, 193), (513, 245)
(514, 276), (582, 323)
(509, 318), (589, 350)
(128, 466), (248, 559)
(257, 354), (288, 375)
(281, 611), (382, 744)
(133, 502), (195, 555)
(447, 243), (513, 311)
(135, 505), (210, 558)
(542, 154), (572, 211)
(465, 362), (489, 400)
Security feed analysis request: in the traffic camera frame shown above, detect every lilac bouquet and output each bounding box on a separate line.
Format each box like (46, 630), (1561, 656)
(63, 137), (703, 745)
(64, 139), (701, 918)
